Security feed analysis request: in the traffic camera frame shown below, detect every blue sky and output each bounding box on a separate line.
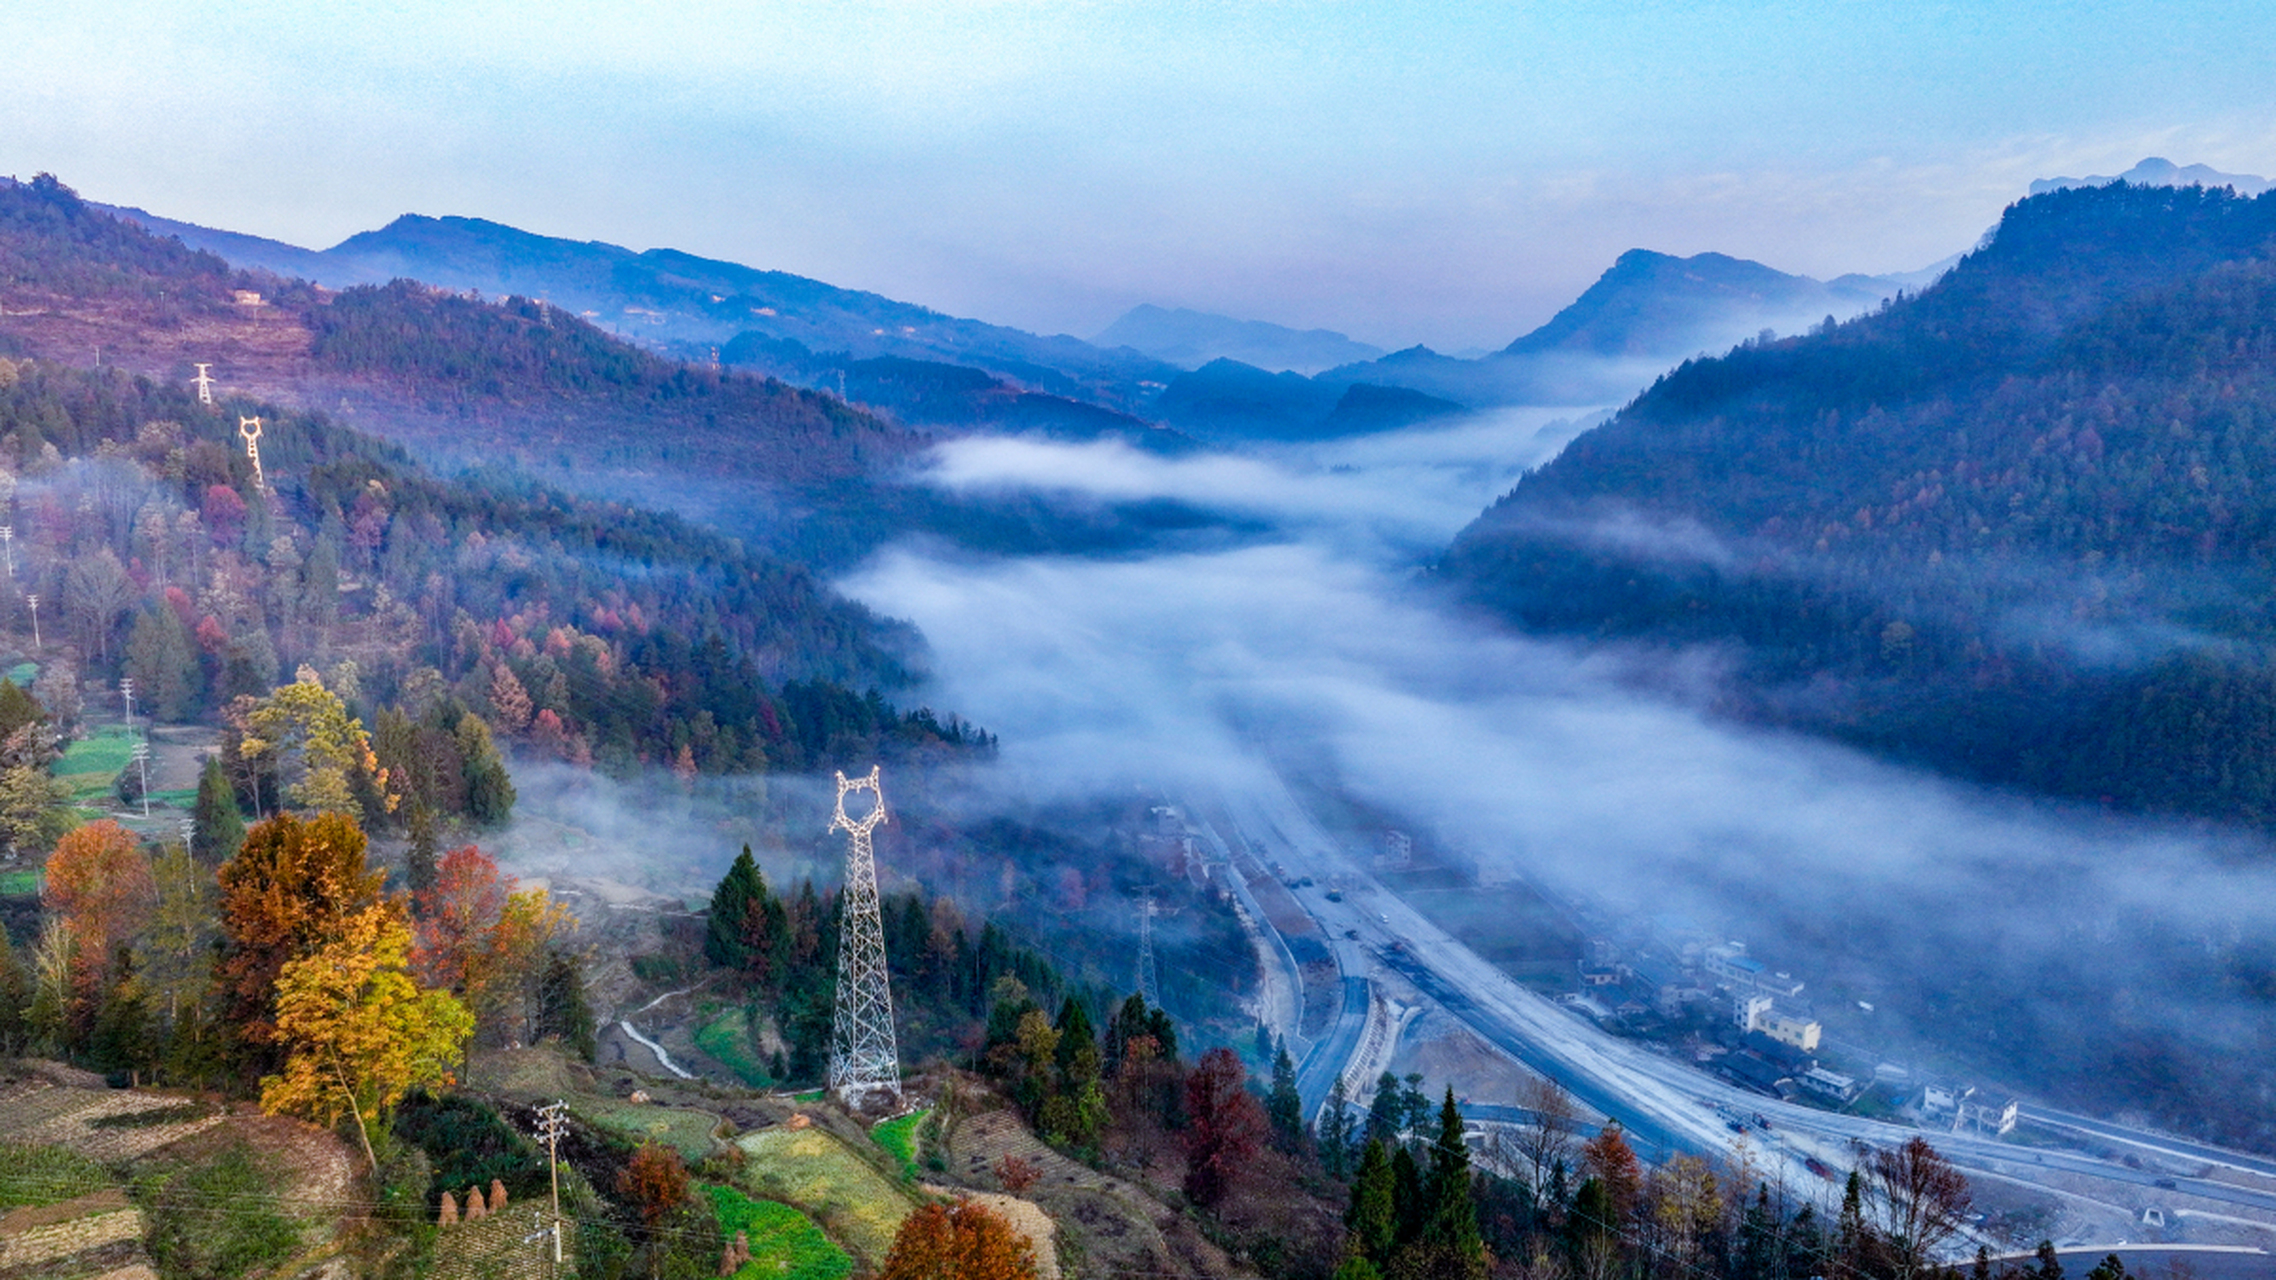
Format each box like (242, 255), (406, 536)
(9, 1), (2275, 349)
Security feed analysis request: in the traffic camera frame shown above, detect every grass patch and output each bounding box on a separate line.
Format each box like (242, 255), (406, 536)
(142, 1146), (305, 1280)
(0, 868), (39, 896)
(735, 1126), (916, 1268)
(573, 1099), (720, 1161)
(704, 1184), (852, 1280)
(870, 1111), (927, 1181)
(55, 726), (138, 801)
(696, 1009), (773, 1089)
(0, 1140), (112, 1207)
(6, 663), (37, 687)
(789, 1090), (825, 1103)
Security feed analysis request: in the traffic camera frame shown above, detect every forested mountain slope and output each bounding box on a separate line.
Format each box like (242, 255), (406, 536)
(1446, 181), (2276, 830)
(0, 176), (1223, 567)
(0, 174), (988, 779)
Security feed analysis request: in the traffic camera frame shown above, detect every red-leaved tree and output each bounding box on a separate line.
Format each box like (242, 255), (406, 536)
(1182, 1046), (1267, 1209)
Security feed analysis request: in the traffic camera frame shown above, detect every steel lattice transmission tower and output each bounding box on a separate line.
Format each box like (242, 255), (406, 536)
(827, 765), (901, 1108)
(1136, 892), (1160, 1007)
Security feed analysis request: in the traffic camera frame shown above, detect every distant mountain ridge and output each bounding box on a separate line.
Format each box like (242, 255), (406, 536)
(1092, 304), (1384, 374)
(96, 204), (1185, 411)
(1151, 249), (1927, 440)
(2030, 155), (2270, 197)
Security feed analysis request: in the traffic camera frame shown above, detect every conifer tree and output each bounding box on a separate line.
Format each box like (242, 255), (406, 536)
(535, 947), (598, 1061)
(1267, 1040), (1305, 1153)
(1346, 1138), (1397, 1269)
(457, 713), (514, 825)
(705, 847), (765, 971)
(191, 756), (245, 864)
(1421, 1088), (1482, 1262)
(1391, 1146), (1425, 1247)
(1321, 1074), (1356, 1178)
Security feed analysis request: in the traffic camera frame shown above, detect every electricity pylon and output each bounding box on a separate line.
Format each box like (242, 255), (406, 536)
(1137, 892), (1160, 1007)
(827, 765), (901, 1109)
(191, 363), (215, 406)
(238, 416), (265, 491)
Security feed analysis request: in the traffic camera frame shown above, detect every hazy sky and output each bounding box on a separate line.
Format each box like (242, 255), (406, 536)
(10, 1), (2275, 348)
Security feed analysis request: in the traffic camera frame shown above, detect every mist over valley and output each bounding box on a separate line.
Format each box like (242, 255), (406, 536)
(9, 21), (2276, 1262)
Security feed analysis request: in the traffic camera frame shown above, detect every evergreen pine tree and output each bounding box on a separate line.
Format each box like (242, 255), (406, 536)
(457, 713), (515, 825)
(1420, 1088), (1483, 1263)
(535, 947), (598, 1061)
(1838, 1169), (1870, 1278)
(1367, 1070), (1406, 1145)
(1321, 1074), (1355, 1178)
(1345, 1138), (1397, 1269)
(706, 847), (764, 970)
(1146, 1006), (1177, 1060)
(1267, 1041), (1305, 1153)
(1391, 1145), (1425, 1248)
(190, 756), (245, 864)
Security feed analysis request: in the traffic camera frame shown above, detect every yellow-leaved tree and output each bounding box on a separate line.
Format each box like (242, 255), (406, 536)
(241, 670), (385, 818)
(260, 901), (473, 1172)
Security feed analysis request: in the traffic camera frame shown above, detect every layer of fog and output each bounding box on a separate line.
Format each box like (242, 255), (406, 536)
(844, 413), (2276, 1100)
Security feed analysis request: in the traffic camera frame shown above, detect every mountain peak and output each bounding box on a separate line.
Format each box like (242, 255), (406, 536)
(2029, 156), (2271, 197)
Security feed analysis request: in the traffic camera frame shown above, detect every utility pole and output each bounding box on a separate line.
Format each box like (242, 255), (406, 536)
(1, 525), (15, 578)
(1137, 891), (1160, 1007)
(25, 593), (38, 648)
(827, 765), (901, 1110)
(191, 363), (216, 406)
(238, 416), (266, 491)
(120, 677), (135, 736)
(130, 742), (151, 819)
(536, 1100), (567, 1271)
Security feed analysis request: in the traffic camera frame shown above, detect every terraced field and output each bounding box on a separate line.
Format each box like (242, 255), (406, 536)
(0, 1063), (355, 1280)
(943, 1106), (1230, 1280)
(704, 1183), (851, 1280)
(429, 1200), (562, 1280)
(735, 1124), (917, 1270)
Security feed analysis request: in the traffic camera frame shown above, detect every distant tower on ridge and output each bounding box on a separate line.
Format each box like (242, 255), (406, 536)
(827, 765), (901, 1108)
(191, 363), (216, 406)
(238, 416), (266, 491)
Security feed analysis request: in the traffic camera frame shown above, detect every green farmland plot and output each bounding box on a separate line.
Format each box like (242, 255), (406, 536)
(704, 1184), (851, 1280)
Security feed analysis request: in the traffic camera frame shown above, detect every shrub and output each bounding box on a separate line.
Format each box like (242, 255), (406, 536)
(143, 1146), (303, 1280)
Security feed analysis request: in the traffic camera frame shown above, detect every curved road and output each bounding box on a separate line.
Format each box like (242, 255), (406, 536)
(1201, 776), (2276, 1231)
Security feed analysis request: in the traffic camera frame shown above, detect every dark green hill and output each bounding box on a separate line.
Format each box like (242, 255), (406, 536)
(1446, 181), (2276, 830)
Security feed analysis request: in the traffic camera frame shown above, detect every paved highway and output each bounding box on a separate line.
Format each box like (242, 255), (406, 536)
(1192, 774), (2276, 1238)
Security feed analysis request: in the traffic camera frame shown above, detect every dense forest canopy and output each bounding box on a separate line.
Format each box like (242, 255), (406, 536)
(1448, 181), (2276, 830)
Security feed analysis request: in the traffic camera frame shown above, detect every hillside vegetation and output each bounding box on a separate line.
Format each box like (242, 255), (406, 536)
(1449, 181), (2276, 832)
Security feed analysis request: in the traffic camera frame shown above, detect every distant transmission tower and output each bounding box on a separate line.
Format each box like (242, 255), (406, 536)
(191, 363), (216, 406)
(238, 416), (266, 490)
(828, 766), (901, 1108)
(1137, 892), (1160, 1007)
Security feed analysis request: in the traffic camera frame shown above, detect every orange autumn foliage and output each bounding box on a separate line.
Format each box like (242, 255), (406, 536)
(42, 820), (155, 978)
(880, 1199), (1037, 1280)
(217, 812), (385, 1052)
(412, 844), (566, 1041)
